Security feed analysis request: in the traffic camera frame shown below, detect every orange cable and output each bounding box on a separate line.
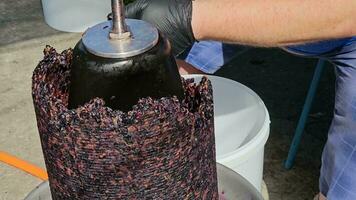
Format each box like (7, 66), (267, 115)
(0, 151), (48, 180)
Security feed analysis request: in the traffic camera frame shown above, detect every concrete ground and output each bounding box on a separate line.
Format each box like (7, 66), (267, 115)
(0, 0), (334, 199)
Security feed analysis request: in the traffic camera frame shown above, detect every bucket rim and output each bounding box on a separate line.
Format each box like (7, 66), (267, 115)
(25, 163), (264, 200)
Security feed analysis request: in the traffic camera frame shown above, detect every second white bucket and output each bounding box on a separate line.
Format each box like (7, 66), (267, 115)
(41, 0), (111, 32)
(184, 75), (270, 192)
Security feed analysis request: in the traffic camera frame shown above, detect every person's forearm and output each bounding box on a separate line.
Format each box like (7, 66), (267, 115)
(192, 0), (356, 47)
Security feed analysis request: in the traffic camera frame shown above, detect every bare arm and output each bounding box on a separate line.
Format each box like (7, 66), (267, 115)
(192, 0), (356, 47)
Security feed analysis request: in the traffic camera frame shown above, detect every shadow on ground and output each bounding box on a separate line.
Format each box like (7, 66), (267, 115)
(0, 0), (63, 47)
(216, 48), (335, 199)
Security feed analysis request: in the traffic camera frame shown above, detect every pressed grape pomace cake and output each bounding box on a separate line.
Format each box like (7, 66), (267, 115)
(32, 46), (218, 199)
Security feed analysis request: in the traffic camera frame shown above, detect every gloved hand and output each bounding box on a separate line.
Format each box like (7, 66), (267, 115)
(108, 0), (196, 56)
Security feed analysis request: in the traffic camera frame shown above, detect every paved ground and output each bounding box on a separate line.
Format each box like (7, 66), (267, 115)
(0, 0), (334, 199)
(217, 50), (334, 199)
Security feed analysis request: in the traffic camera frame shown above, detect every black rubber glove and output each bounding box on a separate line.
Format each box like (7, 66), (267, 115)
(108, 0), (195, 56)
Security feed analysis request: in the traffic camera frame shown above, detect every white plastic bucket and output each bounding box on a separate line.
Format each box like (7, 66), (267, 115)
(184, 75), (270, 192)
(41, 0), (111, 32)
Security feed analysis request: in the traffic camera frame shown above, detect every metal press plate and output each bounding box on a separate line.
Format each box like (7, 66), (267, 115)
(25, 164), (263, 200)
(82, 19), (159, 58)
